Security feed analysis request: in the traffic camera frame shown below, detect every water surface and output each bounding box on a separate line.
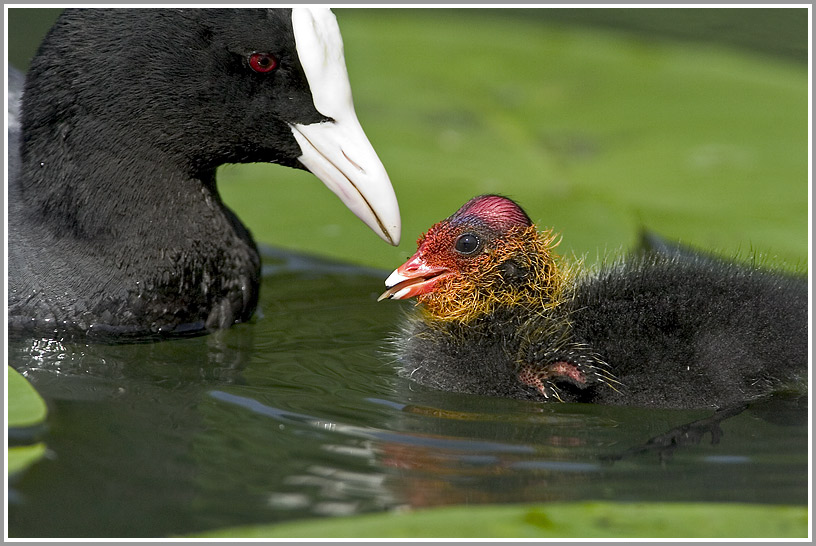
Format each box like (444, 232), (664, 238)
(7, 248), (809, 537)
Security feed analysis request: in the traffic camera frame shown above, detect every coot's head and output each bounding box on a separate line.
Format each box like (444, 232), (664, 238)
(379, 195), (567, 322)
(21, 8), (399, 244)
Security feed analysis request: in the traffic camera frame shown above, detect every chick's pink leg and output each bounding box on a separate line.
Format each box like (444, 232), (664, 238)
(518, 361), (586, 398)
(518, 363), (553, 397)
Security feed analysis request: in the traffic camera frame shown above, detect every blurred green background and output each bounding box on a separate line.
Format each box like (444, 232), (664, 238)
(8, 8), (809, 270)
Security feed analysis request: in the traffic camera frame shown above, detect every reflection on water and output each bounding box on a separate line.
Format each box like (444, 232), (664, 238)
(7, 247), (809, 538)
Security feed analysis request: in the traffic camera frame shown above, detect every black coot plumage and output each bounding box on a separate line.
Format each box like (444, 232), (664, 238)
(379, 195), (807, 409)
(8, 8), (400, 340)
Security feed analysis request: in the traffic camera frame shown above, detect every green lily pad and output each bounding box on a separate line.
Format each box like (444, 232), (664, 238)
(8, 366), (48, 475)
(8, 366), (47, 428)
(193, 501), (808, 539)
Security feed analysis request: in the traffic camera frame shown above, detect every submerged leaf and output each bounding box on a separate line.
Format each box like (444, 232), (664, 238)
(8, 444), (47, 476)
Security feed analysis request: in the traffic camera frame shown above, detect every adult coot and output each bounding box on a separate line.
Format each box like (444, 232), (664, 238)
(379, 195), (807, 409)
(8, 8), (400, 340)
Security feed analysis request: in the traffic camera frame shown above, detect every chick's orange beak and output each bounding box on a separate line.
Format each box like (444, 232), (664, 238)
(377, 253), (450, 301)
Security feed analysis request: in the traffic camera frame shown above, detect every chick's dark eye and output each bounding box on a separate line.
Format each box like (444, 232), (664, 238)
(454, 233), (481, 255)
(248, 52), (278, 73)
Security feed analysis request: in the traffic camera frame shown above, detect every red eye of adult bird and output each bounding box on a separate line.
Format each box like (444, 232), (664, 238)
(248, 52), (278, 73)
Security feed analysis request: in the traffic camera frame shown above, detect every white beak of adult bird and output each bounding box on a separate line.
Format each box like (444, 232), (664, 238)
(290, 8), (401, 246)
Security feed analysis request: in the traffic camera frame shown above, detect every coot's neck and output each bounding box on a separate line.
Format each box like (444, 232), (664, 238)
(14, 112), (261, 337)
(19, 114), (227, 246)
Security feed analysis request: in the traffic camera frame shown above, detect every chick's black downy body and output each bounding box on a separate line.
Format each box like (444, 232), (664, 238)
(385, 196), (807, 410)
(568, 254), (805, 408)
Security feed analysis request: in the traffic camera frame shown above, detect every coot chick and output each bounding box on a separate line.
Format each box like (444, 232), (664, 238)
(8, 9), (400, 340)
(379, 195), (807, 409)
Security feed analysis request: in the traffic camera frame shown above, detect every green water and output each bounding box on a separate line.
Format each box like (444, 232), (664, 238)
(7, 248), (808, 538)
